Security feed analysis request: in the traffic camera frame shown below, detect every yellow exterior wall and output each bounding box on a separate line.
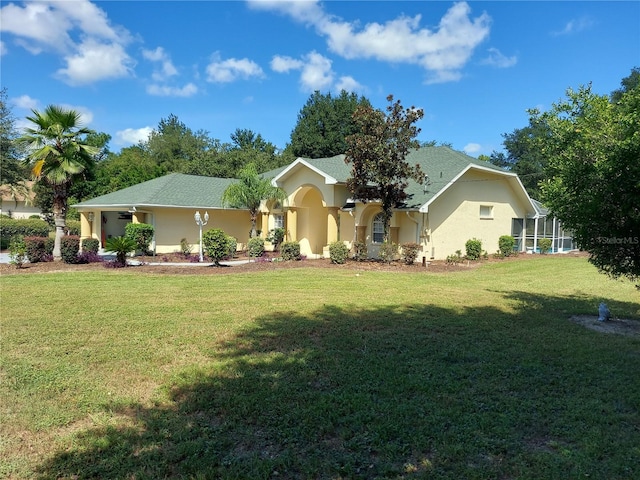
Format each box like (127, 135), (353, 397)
(427, 170), (529, 259)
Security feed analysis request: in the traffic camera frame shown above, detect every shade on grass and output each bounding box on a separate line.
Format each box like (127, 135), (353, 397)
(1, 256), (638, 479)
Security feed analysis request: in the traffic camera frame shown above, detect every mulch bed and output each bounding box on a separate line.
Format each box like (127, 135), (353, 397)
(0, 251), (586, 276)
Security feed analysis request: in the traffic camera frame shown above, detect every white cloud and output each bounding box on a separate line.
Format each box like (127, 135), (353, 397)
(146, 83), (198, 97)
(115, 127), (153, 146)
(143, 47), (178, 81)
(206, 53), (265, 83)
(13, 95), (39, 111)
(299, 51), (334, 91)
(463, 143), (482, 155)
(480, 48), (517, 68)
(270, 55), (304, 73)
(335, 75), (364, 93)
(253, 1), (491, 83)
(0, 0), (134, 84)
(552, 16), (595, 36)
(56, 39), (134, 85)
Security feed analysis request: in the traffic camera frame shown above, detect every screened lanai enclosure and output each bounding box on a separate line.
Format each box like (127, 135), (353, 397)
(511, 200), (576, 254)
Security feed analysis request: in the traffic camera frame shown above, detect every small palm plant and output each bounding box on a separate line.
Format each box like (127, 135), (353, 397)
(105, 236), (137, 267)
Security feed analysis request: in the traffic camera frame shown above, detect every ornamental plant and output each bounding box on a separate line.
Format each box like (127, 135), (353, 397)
(401, 242), (420, 265)
(378, 241), (398, 264)
(8, 236), (27, 269)
(329, 241), (349, 264)
(125, 223), (154, 255)
(247, 237), (265, 258)
(60, 236), (81, 264)
(105, 236), (137, 267)
(465, 238), (482, 260)
(82, 238), (100, 254)
(352, 241), (368, 261)
(202, 228), (232, 266)
(498, 235), (516, 257)
(280, 241), (301, 261)
(24, 236), (51, 263)
(539, 238), (552, 254)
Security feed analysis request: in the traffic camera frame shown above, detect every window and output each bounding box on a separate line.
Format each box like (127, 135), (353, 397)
(274, 214), (284, 229)
(479, 205), (493, 219)
(372, 213), (384, 243)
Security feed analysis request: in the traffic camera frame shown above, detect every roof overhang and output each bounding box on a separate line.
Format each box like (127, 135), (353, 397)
(73, 203), (247, 211)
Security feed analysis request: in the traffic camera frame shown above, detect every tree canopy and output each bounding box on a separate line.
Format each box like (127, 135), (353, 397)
(345, 95), (424, 243)
(17, 105), (100, 259)
(535, 81), (639, 281)
(221, 163), (287, 239)
(288, 90), (371, 159)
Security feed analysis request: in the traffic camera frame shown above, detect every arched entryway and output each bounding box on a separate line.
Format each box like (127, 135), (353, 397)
(290, 186), (328, 258)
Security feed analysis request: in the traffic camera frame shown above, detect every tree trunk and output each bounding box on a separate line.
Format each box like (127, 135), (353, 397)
(250, 211), (258, 238)
(51, 184), (68, 261)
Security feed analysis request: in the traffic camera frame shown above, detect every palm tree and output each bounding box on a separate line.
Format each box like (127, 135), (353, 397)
(222, 163), (286, 239)
(18, 105), (99, 260)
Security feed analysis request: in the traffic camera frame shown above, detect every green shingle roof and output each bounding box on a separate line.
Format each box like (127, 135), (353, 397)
(73, 173), (238, 209)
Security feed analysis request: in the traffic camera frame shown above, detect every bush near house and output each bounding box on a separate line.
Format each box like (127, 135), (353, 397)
(82, 238), (100, 254)
(498, 235), (516, 257)
(60, 236), (81, 264)
(465, 238), (483, 260)
(24, 236), (53, 263)
(378, 242), (398, 264)
(401, 242), (421, 265)
(8, 235), (27, 268)
(125, 223), (154, 255)
(280, 241), (301, 261)
(266, 228), (286, 251)
(0, 217), (50, 248)
(329, 241), (349, 264)
(247, 237), (265, 258)
(202, 229), (233, 266)
(539, 238), (552, 254)
(352, 241), (368, 261)
(66, 220), (81, 236)
(105, 236), (137, 267)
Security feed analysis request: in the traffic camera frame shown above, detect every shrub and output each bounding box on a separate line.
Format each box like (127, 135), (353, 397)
(180, 238), (193, 257)
(401, 242), (421, 265)
(446, 250), (464, 265)
(329, 241), (349, 264)
(82, 238), (100, 253)
(8, 236), (27, 269)
(24, 236), (51, 263)
(539, 238), (552, 254)
(76, 250), (103, 264)
(266, 227), (286, 251)
(226, 236), (237, 259)
(465, 238), (482, 260)
(125, 223), (154, 254)
(280, 241), (301, 261)
(0, 217), (50, 243)
(498, 235), (516, 257)
(65, 220), (81, 236)
(60, 236), (81, 264)
(202, 228), (233, 265)
(378, 242), (398, 264)
(105, 236), (137, 267)
(247, 237), (265, 258)
(352, 241), (368, 261)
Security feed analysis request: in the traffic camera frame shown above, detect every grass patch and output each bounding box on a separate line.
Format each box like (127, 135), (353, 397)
(1, 256), (639, 478)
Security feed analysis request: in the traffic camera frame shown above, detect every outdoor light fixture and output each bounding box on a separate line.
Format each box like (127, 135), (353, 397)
(87, 212), (95, 223)
(194, 210), (209, 262)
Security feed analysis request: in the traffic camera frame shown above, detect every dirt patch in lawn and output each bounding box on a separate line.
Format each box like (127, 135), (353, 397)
(570, 315), (640, 338)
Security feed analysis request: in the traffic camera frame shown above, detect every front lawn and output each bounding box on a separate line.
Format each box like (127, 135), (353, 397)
(1, 256), (638, 479)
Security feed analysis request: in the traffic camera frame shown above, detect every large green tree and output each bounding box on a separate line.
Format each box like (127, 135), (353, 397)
(288, 90), (371, 159)
(535, 82), (640, 281)
(18, 105), (99, 259)
(221, 163), (286, 239)
(345, 95), (424, 243)
(0, 88), (28, 187)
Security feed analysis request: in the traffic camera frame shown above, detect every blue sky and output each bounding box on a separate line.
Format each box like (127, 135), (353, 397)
(1, 1), (638, 158)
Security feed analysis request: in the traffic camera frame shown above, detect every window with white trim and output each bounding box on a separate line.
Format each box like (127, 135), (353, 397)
(372, 213), (385, 243)
(274, 214), (284, 229)
(479, 205), (494, 219)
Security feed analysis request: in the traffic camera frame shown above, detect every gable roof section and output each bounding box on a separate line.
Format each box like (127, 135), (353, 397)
(272, 154), (349, 186)
(73, 173), (238, 210)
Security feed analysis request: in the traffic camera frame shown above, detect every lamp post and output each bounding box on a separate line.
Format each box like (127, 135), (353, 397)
(194, 211), (209, 262)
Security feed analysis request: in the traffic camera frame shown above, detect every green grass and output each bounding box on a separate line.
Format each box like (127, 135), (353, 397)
(1, 256), (639, 479)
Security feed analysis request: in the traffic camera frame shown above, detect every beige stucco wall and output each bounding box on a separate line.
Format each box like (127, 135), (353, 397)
(0, 200), (42, 219)
(427, 169), (530, 259)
